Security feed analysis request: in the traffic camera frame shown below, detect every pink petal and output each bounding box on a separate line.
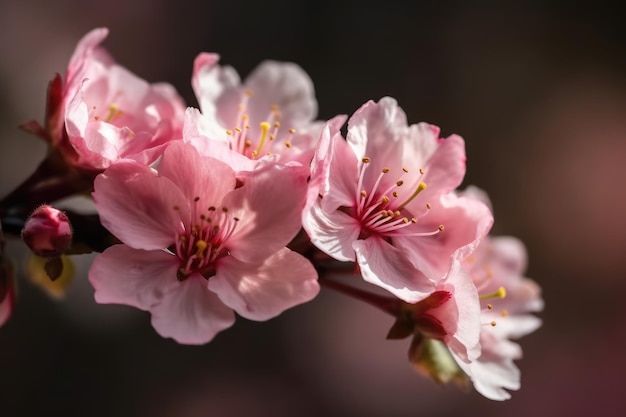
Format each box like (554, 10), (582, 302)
(67, 28), (112, 85)
(243, 60), (317, 128)
(302, 199), (360, 262)
(158, 141), (236, 206)
(346, 98), (408, 170)
(209, 248), (319, 321)
(320, 122), (360, 212)
(93, 161), (188, 250)
(150, 274), (236, 345)
(223, 163), (308, 263)
(89, 244), (179, 310)
(489, 236), (528, 277)
(191, 53), (241, 126)
(403, 124), (467, 207)
(353, 236), (434, 303)
(439, 262), (481, 363)
(393, 193), (493, 281)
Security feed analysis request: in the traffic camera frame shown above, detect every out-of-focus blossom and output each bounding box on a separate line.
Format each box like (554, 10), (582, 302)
(89, 141), (319, 344)
(21, 205), (72, 257)
(386, 261), (482, 372)
(188, 53), (322, 168)
(0, 255), (16, 327)
(453, 235), (543, 400)
(303, 97), (492, 302)
(22, 28), (186, 171)
(26, 254), (75, 300)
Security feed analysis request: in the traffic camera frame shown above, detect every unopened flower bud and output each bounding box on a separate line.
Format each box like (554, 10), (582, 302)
(21, 205), (72, 257)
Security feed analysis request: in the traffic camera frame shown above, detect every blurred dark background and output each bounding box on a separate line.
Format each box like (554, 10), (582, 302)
(1, 1), (625, 416)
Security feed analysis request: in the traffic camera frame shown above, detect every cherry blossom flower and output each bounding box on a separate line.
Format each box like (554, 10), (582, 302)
(22, 28), (186, 171)
(21, 205), (72, 257)
(303, 97), (493, 302)
(453, 235), (543, 400)
(188, 53), (322, 168)
(89, 141), (319, 344)
(405, 260), (482, 364)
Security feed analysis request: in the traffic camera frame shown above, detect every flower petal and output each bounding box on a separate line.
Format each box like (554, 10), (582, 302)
(158, 141), (236, 207)
(210, 248), (319, 321)
(440, 263), (481, 363)
(192, 52), (241, 127)
(244, 60), (317, 128)
(393, 193), (493, 281)
(353, 236), (434, 302)
(88, 245), (179, 310)
(150, 275), (236, 345)
(303, 199), (360, 262)
(403, 123), (467, 206)
(223, 163), (308, 262)
(346, 97), (408, 168)
(93, 161), (188, 250)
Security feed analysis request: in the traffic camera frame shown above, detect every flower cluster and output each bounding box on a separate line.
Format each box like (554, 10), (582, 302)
(0, 28), (542, 401)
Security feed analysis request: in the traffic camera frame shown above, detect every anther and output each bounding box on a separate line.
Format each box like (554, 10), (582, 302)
(289, 128), (296, 134)
(194, 196), (200, 202)
(501, 310), (509, 317)
(490, 321), (497, 327)
(392, 192), (399, 198)
(419, 168), (424, 175)
(382, 168), (390, 173)
(285, 141), (292, 148)
(360, 190), (367, 198)
(381, 196), (389, 204)
(487, 303), (493, 310)
(396, 180), (404, 186)
(362, 157), (371, 163)
(438, 225), (445, 231)
(226, 130), (233, 135)
(402, 167), (409, 173)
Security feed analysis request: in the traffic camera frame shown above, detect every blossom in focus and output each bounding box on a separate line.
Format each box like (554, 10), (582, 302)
(303, 97), (493, 302)
(21, 205), (72, 257)
(454, 235), (543, 400)
(89, 141), (319, 344)
(22, 28), (186, 171)
(187, 53), (322, 168)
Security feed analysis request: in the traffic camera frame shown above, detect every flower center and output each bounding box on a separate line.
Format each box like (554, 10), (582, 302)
(173, 198), (240, 281)
(352, 157), (444, 239)
(224, 90), (297, 159)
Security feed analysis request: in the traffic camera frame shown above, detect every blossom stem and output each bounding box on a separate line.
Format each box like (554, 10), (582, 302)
(0, 149), (95, 218)
(318, 275), (402, 317)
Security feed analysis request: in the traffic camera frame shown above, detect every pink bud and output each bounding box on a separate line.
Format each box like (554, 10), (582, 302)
(21, 205), (72, 257)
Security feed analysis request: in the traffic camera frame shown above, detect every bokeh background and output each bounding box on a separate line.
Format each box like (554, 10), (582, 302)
(1, 1), (625, 416)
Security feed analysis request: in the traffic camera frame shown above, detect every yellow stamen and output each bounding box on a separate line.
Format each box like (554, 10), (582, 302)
(254, 121), (271, 156)
(397, 181), (427, 210)
(104, 104), (121, 123)
(479, 286), (507, 301)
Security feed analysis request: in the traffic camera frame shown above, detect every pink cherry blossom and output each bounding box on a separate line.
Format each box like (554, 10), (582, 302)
(23, 28), (186, 171)
(188, 53), (323, 167)
(89, 141), (319, 344)
(408, 260), (482, 363)
(303, 97), (493, 302)
(454, 235), (543, 400)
